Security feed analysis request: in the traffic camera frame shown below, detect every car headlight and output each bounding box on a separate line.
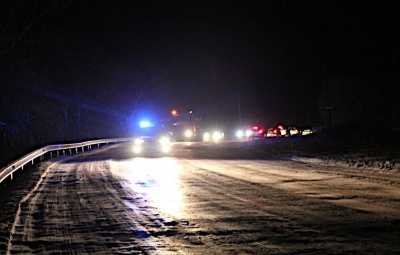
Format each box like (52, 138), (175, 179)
(133, 145), (142, 153)
(160, 136), (171, 153)
(236, 130), (244, 138)
(203, 132), (210, 141)
(245, 130), (252, 137)
(212, 131), (223, 141)
(134, 138), (144, 145)
(161, 144), (171, 153)
(184, 130), (193, 138)
(159, 136), (170, 145)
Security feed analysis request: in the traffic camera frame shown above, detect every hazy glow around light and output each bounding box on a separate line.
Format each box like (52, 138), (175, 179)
(213, 131), (223, 140)
(245, 130), (252, 137)
(184, 130), (193, 138)
(159, 136), (170, 145)
(134, 138), (144, 145)
(161, 145), (171, 153)
(109, 158), (184, 217)
(133, 145), (142, 153)
(203, 132), (210, 141)
(204, 131), (223, 141)
(139, 121), (152, 128)
(171, 110), (178, 116)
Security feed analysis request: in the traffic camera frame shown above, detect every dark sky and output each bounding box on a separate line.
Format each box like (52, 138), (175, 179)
(2, 1), (399, 131)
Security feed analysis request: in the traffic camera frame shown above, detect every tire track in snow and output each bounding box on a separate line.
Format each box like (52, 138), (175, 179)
(6, 156), (183, 254)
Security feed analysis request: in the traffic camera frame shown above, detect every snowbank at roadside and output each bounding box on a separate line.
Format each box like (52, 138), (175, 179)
(245, 122), (400, 173)
(289, 154), (400, 172)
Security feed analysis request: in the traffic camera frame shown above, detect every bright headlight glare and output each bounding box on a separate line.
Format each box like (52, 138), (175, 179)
(213, 131), (222, 140)
(236, 130), (244, 138)
(133, 145), (142, 153)
(161, 145), (171, 153)
(184, 130), (193, 138)
(203, 132), (210, 141)
(134, 138), (144, 145)
(159, 137), (170, 145)
(245, 130), (252, 137)
(139, 121), (152, 128)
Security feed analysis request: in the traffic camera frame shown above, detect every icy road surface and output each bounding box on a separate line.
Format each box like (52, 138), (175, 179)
(2, 141), (400, 254)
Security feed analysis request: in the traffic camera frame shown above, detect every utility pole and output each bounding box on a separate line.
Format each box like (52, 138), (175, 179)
(238, 96), (242, 127)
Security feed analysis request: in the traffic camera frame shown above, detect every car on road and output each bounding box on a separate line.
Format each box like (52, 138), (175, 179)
(275, 123), (289, 137)
(266, 123), (289, 138)
(132, 120), (172, 155)
(299, 126), (315, 136)
(287, 126), (300, 137)
(132, 135), (172, 155)
(202, 129), (224, 142)
(246, 125), (266, 139)
(266, 127), (280, 138)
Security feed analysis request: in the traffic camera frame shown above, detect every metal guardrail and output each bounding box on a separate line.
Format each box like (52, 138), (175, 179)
(0, 138), (132, 184)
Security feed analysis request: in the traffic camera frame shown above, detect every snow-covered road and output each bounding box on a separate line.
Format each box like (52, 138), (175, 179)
(3, 142), (400, 254)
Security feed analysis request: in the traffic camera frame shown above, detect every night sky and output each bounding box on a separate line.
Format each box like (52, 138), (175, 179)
(1, 1), (399, 135)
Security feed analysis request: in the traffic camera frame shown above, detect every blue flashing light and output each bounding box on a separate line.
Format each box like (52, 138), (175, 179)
(139, 121), (152, 128)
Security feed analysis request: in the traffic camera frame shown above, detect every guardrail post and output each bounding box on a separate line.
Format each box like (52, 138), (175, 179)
(75, 148), (78, 153)
(32, 159), (34, 164)
(69, 149), (72, 154)
(50, 152), (52, 158)
(82, 146), (84, 152)
(63, 150), (65, 156)
(57, 151), (60, 157)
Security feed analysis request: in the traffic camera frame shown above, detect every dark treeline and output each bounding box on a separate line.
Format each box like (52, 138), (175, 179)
(0, 1), (169, 166)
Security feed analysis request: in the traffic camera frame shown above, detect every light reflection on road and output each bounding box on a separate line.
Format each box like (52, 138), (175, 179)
(109, 157), (184, 218)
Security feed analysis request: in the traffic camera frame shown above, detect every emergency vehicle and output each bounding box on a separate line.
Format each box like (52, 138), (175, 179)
(163, 109), (201, 141)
